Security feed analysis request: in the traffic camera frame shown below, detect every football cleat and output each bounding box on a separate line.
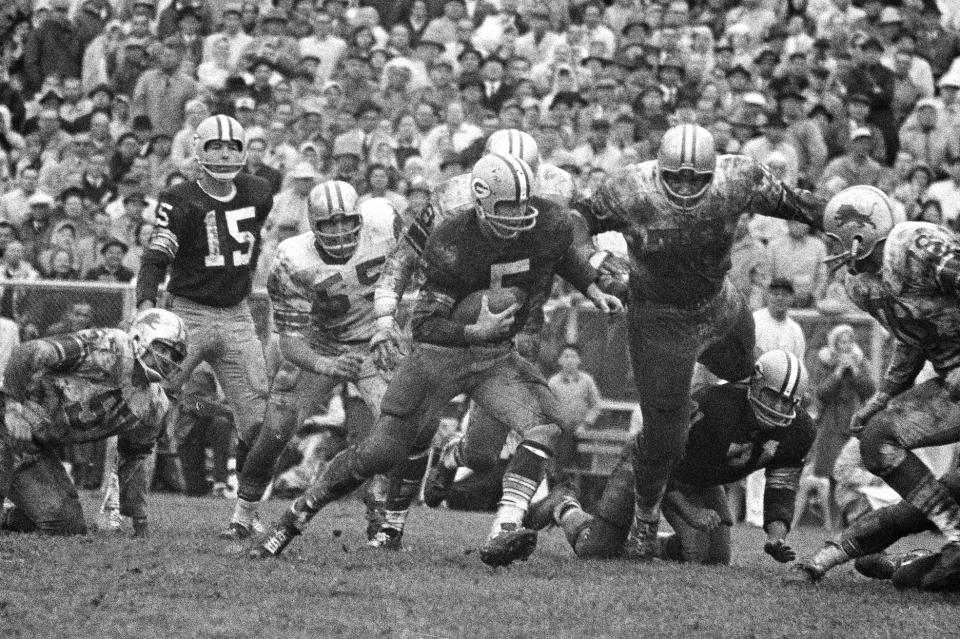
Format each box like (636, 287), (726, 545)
(423, 464), (458, 508)
(366, 526), (404, 551)
(892, 550), (940, 590)
(479, 523), (538, 567)
(98, 508), (124, 533)
(783, 561), (827, 585)
(623, 519), (659, 562)
(218, 515), (267, 541)
(248, 525), (300, 559)
(855, 549), (933, 581)
(920, 541), (960, 591)
(524, 483), (580, 531)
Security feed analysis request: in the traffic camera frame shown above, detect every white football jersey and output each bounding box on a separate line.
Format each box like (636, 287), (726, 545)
(269, 197), (398, 352)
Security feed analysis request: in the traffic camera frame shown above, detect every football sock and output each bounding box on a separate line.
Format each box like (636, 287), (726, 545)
(383, 509), (408, 532)
(493, 443), (549, 533)
(557, 504), (593, 550)
(231, 498), (259, 525)
(381, 451), (431, 534)
(809, 541), (850, 572)
(838, 501), (935, 558)
(884, 455), (960, 542)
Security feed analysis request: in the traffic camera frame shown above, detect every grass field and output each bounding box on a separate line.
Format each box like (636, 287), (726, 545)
(1, 492), (958, 639)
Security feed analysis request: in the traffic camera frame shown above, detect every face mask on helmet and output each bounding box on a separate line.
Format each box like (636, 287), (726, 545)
(194, 114), (247, 181)
(314, 213), (363, 259)
(472, 153), (539, 240)
(660, 168), (713, 203)
(822, 185), (896, 275)
(657, 124), (716, 210)
(140, 338), (186, 383)
(747, 350), (806, 429)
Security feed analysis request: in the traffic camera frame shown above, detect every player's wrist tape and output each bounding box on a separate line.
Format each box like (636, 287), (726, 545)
(375, 315), (396, 332)
(588, 250), (610, 270)
(373, 290), (398, 319)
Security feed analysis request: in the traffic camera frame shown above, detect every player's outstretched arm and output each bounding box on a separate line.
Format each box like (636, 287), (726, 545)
(665, 488), (722, 530)
(742, 156), (826, 230)
(3, 337), (81, 401)
(763, 465), (802, 562)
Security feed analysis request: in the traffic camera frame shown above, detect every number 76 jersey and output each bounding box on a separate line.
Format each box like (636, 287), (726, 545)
(149, 174), (273, 307)
(268, 197), (399, 353)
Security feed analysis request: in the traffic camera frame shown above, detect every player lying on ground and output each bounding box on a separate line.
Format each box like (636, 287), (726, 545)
(0, 309), (185, 536)
(574, 123), (825, 561)
(788, 185), (960, 590)
(228, 185), (398, 541)
(527, 350), (812, 565)
(365, 129), (628, 550)
(251, 153), (622, 566)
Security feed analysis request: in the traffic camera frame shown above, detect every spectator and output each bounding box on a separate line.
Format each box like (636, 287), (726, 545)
(926, 150), (960, 227)
(21, 0), (83, 95)
(131, 37), (199, 137)
(899, 99), (957, 170)
(74, 210), (117, 277)
(742, 113), (801, 187)
(203, 2), (250, 70)
(0, 166), (43, 227)
(842, 36), (897, 164)
(0, 240), (39, 321)
(548, 343), (602, 477)
(46, 246), (80, 280)
(822, 128), (891, 189)
(729, 212), (770, 311)
(767, 221), (827, 308)
(123, 220), (153, 276)
(752, 278), (806, 359)
(20, 191), (56, 263)
(571, 117), (623, 174)
(84, 238), (134, 282)
(811, 324), (875, 493)
(108, 132), (142, 182)
(242, 136), (283, 195)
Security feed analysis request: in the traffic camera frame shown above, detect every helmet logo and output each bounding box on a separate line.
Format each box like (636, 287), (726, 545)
(472, 178), (492, 200)
(834, 204), (878, 230)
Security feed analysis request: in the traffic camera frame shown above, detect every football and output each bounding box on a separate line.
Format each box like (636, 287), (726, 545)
(451, 287), (526, 323)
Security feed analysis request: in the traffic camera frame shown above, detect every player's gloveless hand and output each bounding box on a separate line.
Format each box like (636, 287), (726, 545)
(850, 392), (891, 434)
(317, 352), (365, 379)
(763, 539), (796, 563)
(370, 320), (403, 372)
(470, 296), (518, 342)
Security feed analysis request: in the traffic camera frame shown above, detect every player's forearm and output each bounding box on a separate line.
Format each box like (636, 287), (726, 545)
(277, 332), (332, 376)
(663, 488), (701, 524)
(2, 340), (60, 400)
(879, 343), (926, 396)
(763, 465), (802, 534)
(135, 251), (170, 307)
(555, 243), (600, 297)
(410, 287), (471, 346)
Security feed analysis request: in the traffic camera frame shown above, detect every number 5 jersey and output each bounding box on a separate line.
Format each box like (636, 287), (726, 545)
(136, 174), (274, 308)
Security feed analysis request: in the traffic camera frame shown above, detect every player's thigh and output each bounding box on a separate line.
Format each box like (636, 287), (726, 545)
(8, 447), (86, 535)
(212, 318), (268, 440)
(697, 288), (756, 383)
(471, 357), (551, 436)
(355, 367), (390, 422)
(294, 368), (342, 425)
(628, 303), (700, 405)
(873, 379), (960, 449)
(380, 345), (464, 419)
(461, 404), (512, 471)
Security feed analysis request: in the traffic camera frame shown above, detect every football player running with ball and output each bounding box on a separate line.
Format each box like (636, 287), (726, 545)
(790, 186), (960, 590)
(235, 185), (399, 541)
(136, 114), (275, 539)
(530, 350), (814, 565)
(252, 154), (622, 566)
(0, 309), (185, 536)
(365, 130), (625, 550)
(574, 123), (825, 561)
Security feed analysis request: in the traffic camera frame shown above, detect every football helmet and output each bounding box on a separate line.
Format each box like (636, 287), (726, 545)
(656, 124), (716, 210)
(128, 309), (188, 383)
(308, 180), (362, 259)
(471, 153), (538, 239)
(748, 349), (807, 429)
(193, 114), (247, 181)
(485, 129), (540, 174)
(823, 185), (897, 274)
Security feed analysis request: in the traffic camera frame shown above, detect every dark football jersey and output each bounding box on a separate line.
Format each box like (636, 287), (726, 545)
(137, 174), (273, 307)
(411, 196), (597, 346)
(671, 383), (815, 489)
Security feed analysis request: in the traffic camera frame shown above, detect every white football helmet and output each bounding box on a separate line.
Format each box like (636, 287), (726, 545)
(308, 180), (362, 259)
(748, 349), (808, 429)
(485, 129), (540, 174)
(823, 185), (897, 274)
(471, 153), (538, 239)
(128, 309), (188, 383)
(193, 114), (247, 181)
(657, 123), (716, 211)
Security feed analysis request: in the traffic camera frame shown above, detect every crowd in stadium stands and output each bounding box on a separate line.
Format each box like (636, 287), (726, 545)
(0, 0), (959, 500)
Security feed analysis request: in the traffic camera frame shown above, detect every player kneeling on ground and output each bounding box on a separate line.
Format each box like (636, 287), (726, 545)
(0, 309), (185, 536)
(251, 153), (622, 566)
(528, 350), (813, 565)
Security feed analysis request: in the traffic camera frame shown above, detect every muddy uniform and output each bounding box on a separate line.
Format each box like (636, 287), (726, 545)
(0, 329), (169, 534)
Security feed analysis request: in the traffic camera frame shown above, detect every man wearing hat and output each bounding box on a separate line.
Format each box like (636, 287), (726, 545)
(253, 161), (316, 288)
(21, 0), (83, 94)
(823, 126), (891, 189)
(240, 6), (299, 77)
(843, 35), (897, 164)
(514, 6), (561, 66)
(479, 56), (514, 112)
(925, 149), (960, 227)
(840, 92), (887, 164)
(916, 3), (960, 79)
(84, 238), (134, 282)
(0, 167), (43, 229)
(742, 112), (801, 187)
(779, 90), (828, 183)
(241, 136), (283, 195)
(131, 36), (199, 137)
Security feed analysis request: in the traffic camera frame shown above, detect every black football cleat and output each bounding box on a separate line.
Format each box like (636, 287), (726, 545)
(248, 525), (299, 559)
(856, 549), (933, 581)
(920, 541), (960, 591)
(523, 483), (580, 531)
(479, 523), (538, 567)
(892, 551), (940, 590)
(623, 519), (659, 562)
(365, 526), (404, 551)
(783, 561), (827, 585)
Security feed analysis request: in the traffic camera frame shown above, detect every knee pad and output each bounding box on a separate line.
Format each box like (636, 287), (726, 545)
(859, 415), (905, 476)
(521, 423), (561, 454)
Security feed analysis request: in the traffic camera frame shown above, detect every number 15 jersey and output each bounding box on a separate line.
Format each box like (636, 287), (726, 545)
(137, 174), (274, 308)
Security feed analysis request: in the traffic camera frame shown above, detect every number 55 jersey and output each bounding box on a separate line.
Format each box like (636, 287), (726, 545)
(137, 173), (274, 308)
(268, 197), (399, 352)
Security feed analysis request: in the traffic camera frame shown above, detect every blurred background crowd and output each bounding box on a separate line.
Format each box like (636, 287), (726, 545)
(0, 0), (958, 513)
